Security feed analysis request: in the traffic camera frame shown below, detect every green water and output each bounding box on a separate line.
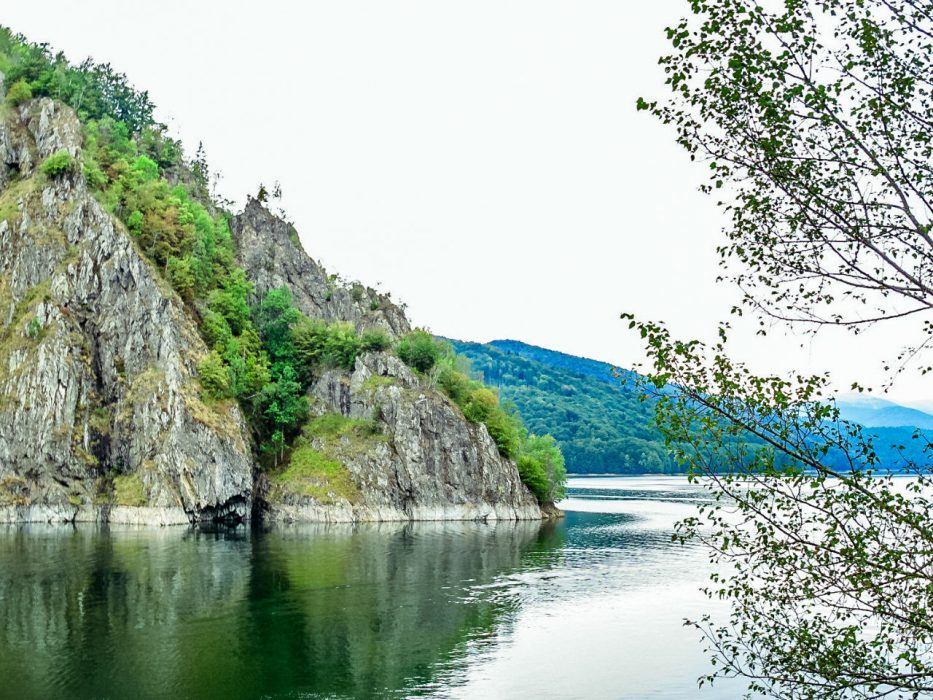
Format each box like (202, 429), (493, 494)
(0, 477), (741, 699)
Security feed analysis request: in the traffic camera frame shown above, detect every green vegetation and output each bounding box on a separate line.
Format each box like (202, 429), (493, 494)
(516, 434), (565, 503)
(25, 317), (42, 339)
(0, 27), (154, 131)
(305, 413), (382, 442)
(396, 329), (441, 373)
(293, 317), (368, 373)
(448, 339), (675, 473)
(4, 78), (32, 106)
(359, 329), (391, 353)
(269, 412), (382, 504)
(39, 150), (75, 178)
(398, 332), (566, 503)
(113, 473), (146, 507)
(271, 443), (361, 504)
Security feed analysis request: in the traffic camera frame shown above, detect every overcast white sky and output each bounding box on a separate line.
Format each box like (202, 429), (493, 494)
(5, 2), (931, 403)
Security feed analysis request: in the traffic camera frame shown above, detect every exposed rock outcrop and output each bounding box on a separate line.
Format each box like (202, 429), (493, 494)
(265, 353), (541, 522)
(0, 97), (543, 525)
(0, 99), (253, 524)
(233, 202), (542, 523)
(231, 199), (410, 338)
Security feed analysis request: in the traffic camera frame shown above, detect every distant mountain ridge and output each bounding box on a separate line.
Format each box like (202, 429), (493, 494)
(484, 340), (635, 386)
(446, 338), (676, 474)
(448, 339), (933, 474)
(835, 393), (933, 430)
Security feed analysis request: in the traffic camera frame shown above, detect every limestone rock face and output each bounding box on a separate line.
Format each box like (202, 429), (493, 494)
(0, 97), (542, 526)
(265, 353), (542, 523)
(231, 199), (410, 338)
(0, 99), (254, 524)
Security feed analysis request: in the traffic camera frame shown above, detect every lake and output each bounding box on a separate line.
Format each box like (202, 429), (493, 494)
(0, 476), (743, 699)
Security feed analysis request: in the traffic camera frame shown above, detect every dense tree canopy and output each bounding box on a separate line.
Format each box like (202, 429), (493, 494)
(0, 27), (154, 133)
(449, 339), (679, 473)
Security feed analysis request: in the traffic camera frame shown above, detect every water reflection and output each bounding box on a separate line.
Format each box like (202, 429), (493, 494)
(0, 521), (557, 700)
(0, 477), (740, 699)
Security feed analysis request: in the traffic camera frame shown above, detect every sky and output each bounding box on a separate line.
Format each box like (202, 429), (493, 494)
(4, 1), (931, 403)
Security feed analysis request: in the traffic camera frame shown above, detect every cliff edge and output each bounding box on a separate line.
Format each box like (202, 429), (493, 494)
(0, 93), (543, 525)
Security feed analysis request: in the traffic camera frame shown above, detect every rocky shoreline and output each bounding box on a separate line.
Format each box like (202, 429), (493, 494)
(0, 92), (550, 526)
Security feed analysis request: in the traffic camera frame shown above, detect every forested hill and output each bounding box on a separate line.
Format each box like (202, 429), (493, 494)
(446, 339), (678, 474)
(447, 339), (933, 475)
(483, 340), (636, 386)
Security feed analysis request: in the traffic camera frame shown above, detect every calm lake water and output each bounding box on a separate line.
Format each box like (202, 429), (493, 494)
(0, 476), (743, 699)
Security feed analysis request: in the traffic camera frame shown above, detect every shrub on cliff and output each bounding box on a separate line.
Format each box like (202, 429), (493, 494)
(293, 317), (365, 373)
(516, 434), (566, 503)
(197, 350), (230, 399)
(397, 330), (443, 373)
(40, 151), (75, 178)
(359, 329), (391, 353)
(4, 78), (31, 106)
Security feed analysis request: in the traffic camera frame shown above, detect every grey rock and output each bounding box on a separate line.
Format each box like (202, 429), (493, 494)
(265, 352), (541, 522)
(0, 99), (254, 523)
(231, 199), (410, 338)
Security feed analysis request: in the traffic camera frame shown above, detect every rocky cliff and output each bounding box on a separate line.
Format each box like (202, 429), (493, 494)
(0, 94), (542, 525)
(0, 98), (253, 525)
(265, 353), (540, 522)
(231, 199), (410, 339)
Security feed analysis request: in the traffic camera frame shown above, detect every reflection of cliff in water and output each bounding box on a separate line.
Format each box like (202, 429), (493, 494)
(0, 520), (560, 699)
(239, 520), (557, 698)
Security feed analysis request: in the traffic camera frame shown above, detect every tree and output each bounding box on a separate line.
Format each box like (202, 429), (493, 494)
(192, 141), (209, 194)
(633, 0), (933, 697)
(254, 287), (301, 365)
(516, 434), (566, 503)
(639, 0), (933, 340)
(397, 329), (444, 373)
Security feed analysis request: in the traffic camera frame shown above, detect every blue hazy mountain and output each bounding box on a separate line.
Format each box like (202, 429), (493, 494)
(447, 339), (932, 474)
(835, 393), (933, 430)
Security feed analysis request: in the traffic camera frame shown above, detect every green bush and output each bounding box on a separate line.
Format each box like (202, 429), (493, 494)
(292, 317), (329, 370)
(293, 317), (369, 373)
(397, 330), (444, 373)
(359, 329), (391, 352)
(198, 350), (230, 399)
(5, 78), (31, 106)
(125, 209), (144, 234)
(437, 365), (472, 404)
(40, 150), (75, 178)
(166, 255), (196, 300)
(516, 434), (566, 503)
(322, 322), (361, 370)
(25, 317), (42, 339)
